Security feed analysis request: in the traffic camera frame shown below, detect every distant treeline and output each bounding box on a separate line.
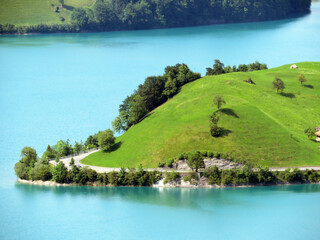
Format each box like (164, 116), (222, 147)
(0, 0), (311, 34)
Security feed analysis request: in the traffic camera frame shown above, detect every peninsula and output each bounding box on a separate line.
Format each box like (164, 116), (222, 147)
(15, 61), (320, 188)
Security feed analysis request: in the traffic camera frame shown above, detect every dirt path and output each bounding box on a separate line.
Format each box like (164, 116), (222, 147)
(50, 149), (320, 173)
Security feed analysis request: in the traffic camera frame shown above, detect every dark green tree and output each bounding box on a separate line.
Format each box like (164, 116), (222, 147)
(51, 162), (68, 183)
(98, 129), (116, 152)
(187, 152), (205, 172)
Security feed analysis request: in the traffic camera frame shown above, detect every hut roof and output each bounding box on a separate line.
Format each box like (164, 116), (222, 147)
(315, 131), (320, 136)
(290, 64), (298, 69)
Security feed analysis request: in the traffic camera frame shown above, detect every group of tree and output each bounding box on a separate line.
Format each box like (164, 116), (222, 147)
(112, 63), (200, 133)
(272, 74), (308, 94)
(41, 129), (116, 160)
(206, 59), (268, 76)
(15, 146), (162, 186)
(1, 0), (311, 34)
(203, 165), (320, 186)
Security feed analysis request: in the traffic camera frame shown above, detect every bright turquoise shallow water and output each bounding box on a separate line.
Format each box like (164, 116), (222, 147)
(1, 2), (320, 239)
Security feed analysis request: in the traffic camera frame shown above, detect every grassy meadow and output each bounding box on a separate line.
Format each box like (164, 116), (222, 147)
(81, 62), (320, 168)
(0, 0), (94, 25)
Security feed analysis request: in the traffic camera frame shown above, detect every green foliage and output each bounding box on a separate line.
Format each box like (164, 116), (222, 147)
(71, 8), (89, 27)
(41, 145), (56, 160)
(297, 74), (307, 85)
(304, 127), (314, 140)
(85, 134), (99, 149)
(29, 161), (52, 181)
(272, 77), (285, 93)
(158, 162), (165, 168)
(70, 157), (75, 166)
(277, 168), (305, 183)
(51, 162), (68, 183)
(166, 158), (174, 168)
(183, 172), (198, 183)
(97, 129), (115, 152)
(206, 59), (225, 75)
(14, 147), (38, 180)
(212, 95), (226, 110)
(186, 152), (205, 172)
(164, 171), (180, 184)
(204, 166), (221, 185)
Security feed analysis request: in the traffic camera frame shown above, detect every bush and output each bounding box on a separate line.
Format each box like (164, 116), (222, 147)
(210, 124), (223, 137)
(158, 162), (165, 168)
(51, 162), (68, 183)
(166, 158), (174, 168)
(164, 171), (180, 184)
(187, 152), (205, 172)
(183, 172), (198, 183)
(204, 166), (221, 185)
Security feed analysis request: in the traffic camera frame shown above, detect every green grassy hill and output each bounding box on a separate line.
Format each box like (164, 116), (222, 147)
(0, 0), (94, 25)
(82, 62), (320, 168)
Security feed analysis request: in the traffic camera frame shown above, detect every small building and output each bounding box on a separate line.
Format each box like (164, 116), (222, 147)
(290, 64), (298, 69)
(316, 130), (320, 142)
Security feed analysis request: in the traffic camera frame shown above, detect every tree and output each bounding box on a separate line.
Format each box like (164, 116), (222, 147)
(41, 145), (56, 160)
(129, 95), (148, 124)
(20, 147), (37, 166)
(210, 124), (223, 137)
(85, 134), (99, 148)
(51, 162), (68, 183)
(29, 162), (52, 181)
(297, 74), (306, 86)
(213, 95), (226, 110)
(304, 128), (314, 140)
(71, 8), (89, 27)
(272, 77), (285, 93)
(163, 78), (178, 98)
(55, 155), (59, 163)
(98, 129), (116, 152)
(187, 152), (205, 172)
(206, 59), (225, 75)
(73, 141), (82, 154)
(112, 116), (124, 133)
(70, 157), (75, 166)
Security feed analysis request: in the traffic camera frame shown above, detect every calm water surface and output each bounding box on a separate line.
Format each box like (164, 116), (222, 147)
(0, 2), (320, 239)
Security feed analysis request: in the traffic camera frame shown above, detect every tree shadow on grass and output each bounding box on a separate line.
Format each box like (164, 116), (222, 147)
(214, 128), (232, 138)
(63, 5), (75, 11)
(219, 108), (239, 118)
(280, 92), (295, 98)
(303, 84), (314, 89)
(110, 141), (122, 152)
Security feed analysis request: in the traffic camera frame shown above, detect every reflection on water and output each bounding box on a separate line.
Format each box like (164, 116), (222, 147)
(14, 183), (320, 210)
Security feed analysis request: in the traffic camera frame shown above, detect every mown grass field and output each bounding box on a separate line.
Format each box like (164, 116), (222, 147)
(0, 0), (94, 25)
(82, 62), (320, 168)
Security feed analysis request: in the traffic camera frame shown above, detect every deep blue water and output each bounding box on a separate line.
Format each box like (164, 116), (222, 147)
(0, 2), (320, 239)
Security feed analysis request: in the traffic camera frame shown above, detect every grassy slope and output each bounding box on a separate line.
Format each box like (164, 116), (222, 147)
(0, 0), (94, 25)
(82, 62), (320, 168)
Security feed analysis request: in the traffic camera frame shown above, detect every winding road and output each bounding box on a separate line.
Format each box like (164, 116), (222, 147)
(50, 149), (320, 173)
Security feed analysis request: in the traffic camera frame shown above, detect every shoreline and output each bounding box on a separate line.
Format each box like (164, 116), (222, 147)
(17, 178), (320, 189)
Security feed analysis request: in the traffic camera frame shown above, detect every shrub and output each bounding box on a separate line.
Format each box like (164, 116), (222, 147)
(158, 162), (165, 168)
(187, 152), (205, 172)
(164, 171), (180, 184)
(210, 124), (223, 137)
(183, 172), (198, 183)
(98, 129), (116, 152)
(207, 151), (214, 158)
(204, 166), (221, 185)
(166, 158), (174, 168)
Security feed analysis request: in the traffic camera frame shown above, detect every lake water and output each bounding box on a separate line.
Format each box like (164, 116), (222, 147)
(0, 2), (320, 239)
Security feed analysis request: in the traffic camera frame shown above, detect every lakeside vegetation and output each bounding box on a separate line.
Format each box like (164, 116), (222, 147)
(15, 146), (320, 187)
(0, 0), (311, 34)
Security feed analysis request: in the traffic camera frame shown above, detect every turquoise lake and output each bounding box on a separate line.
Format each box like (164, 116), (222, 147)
(1, 2), (320, 239)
